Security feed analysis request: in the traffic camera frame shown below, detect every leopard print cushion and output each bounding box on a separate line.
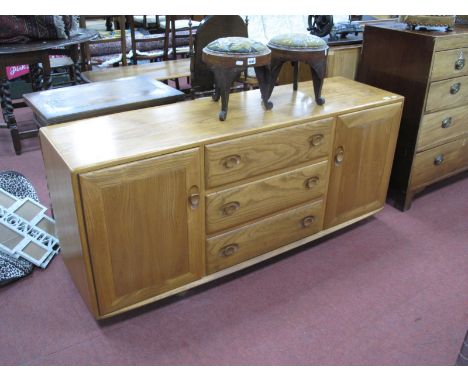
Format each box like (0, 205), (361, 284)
(205, 37), (268, 54)
(0, 171), (37, 286)
(268, 33), (327, 49)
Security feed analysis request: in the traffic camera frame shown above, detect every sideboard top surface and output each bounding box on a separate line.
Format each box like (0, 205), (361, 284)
(39, 77), (403, 173)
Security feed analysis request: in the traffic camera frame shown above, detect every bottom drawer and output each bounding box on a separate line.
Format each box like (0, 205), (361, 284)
(411, 136), (468, 189)
(206, 199), (324, 274)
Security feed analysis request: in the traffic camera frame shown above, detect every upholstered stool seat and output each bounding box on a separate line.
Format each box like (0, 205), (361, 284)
(266, 33), (328, 105)
(202, 37), (273, 121)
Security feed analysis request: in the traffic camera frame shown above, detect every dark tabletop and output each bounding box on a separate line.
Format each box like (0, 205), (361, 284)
(0, 28), (98, 55)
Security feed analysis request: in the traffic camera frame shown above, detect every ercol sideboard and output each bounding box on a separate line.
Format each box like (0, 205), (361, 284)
(40, 77), (403, 319)
(357, 23), (468, 210)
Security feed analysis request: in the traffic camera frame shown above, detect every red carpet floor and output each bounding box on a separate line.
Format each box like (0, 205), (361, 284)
(0, 106), (467, 365)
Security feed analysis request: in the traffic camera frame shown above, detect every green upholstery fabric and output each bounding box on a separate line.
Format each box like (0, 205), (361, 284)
(205, 37), (268, 54)
(268, 33), (327, 49)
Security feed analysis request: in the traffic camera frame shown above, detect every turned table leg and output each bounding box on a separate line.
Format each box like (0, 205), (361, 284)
(0, 78), (21, 154)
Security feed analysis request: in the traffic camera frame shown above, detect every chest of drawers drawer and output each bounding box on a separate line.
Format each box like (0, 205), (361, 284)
(417, 104), (468, 151)
(205, 118), (334, 188)
(431, 48), (468, 81)
(411, 136), (468, 189)
(425, 75), (468, 112)
(206, 199), (325, 274)
(205, 160), (328, 234)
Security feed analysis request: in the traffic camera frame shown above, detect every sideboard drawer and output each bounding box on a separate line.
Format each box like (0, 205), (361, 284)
(431, 48), (468, 82)
(205, 118), (334, 188)
(206, 199), (324, 274)
(434, 33), (468, 51)
(425, 75), (468, 112)
(411, 137), (468, 189)
(206, 160), (328, 234)
(417, 104), (468, 151)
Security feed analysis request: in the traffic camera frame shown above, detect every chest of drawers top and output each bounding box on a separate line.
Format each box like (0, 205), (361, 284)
(39, 77), (403, 174)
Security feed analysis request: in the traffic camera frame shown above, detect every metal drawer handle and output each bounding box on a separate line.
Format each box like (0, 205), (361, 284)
(441, 117), (452, 129)
(309, 134), (324, 147)
(450, 82), (461, 95)
(219, 244), (239, 257)
(455, 58), (465, 70)
(222, 154), (241, 169)
(188, 186), (200, 209)
(335, 146), (344, 165)
(302, 215), (316, 228)
(305, 176), (320, 189)
(221, 201), (240, 216)
(434, 154), (444, 166)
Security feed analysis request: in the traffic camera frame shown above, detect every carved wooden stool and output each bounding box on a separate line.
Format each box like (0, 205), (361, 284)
(202, 37), (272, 121)
(266, 33), (328, 105)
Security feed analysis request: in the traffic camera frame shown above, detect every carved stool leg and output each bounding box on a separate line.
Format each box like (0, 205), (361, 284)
(253, 65), (273, 110)
(267, 57), (285, 101)
(307, 57), (327, 105)
(212, 68), (241, 121)
(292, 61), (299, 91)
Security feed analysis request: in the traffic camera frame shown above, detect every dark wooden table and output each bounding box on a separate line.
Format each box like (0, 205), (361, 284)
(0, 28), (98, 154)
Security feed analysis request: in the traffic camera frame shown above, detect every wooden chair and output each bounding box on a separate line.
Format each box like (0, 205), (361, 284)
(128, 15), (170, 65)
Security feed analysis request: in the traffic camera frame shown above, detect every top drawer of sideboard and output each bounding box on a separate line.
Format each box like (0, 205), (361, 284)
(431, 47), (468, 81)
(205, 118), (334, 188)
(434, 32), (468, 52)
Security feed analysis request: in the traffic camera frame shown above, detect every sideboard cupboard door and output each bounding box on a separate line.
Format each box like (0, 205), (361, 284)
(324, 103), (402, 228)
(80, 149), (203, 315)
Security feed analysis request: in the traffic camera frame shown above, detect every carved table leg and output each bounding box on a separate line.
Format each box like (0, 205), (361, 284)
(211, 68), (241, 121)
(0, 79), (21, 154)
(253, 65), (273, 110)
(29, 63), (43, 91)
(307, 57), (327, 105)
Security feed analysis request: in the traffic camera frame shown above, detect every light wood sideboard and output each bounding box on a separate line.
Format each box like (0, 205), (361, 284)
(40, 77), (403, 319)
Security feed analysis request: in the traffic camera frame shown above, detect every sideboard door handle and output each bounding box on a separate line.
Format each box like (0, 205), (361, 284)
(450, 82), (461, 95)
(335, 146), (344, 165)
(188, 186), (200, 209)
(221, 201), (240, 216)
(441, 117), (452, 129)
(219, 244), (239, 257)
(222, 154), (241, 169)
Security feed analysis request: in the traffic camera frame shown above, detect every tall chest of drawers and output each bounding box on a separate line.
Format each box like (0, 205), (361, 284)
(357, 23), (468, 210)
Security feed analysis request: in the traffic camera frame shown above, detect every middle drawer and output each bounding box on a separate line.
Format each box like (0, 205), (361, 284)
(205, 160), (329, 234)
(205, 118), (334, 188)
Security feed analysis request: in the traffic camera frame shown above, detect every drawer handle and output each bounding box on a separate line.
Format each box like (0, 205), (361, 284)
(450, 82), (461, 95)
(222, 154), (241, 169)
(309, 134), (324, 147)
(434, 154), (444, 166)
(335, 146), (344, 165)
(221, 201), (240, 216)
(188, 186), (200, 209)
(455, 58), (465, 70)
(305, 176), (320, 189)
(441, 117), (452, 129)
(302, 216), (316, 228)
(219, 244), (239, 257)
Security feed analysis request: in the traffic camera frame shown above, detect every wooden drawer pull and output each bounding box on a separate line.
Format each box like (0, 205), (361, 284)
(305, 176), (320, 189)
(309, 134), (324, 147)
(441, 117), (452, 129)
(221, 201), (240, 216)
(450, 82), (461, 95)
(222, 154), (241, 169)
(335, 146), (344, 165)
(219, 244), (239, 257)
(188, 186), (200, 209)
(302, 215), (316, 228)
(434, 154), (444, 166)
